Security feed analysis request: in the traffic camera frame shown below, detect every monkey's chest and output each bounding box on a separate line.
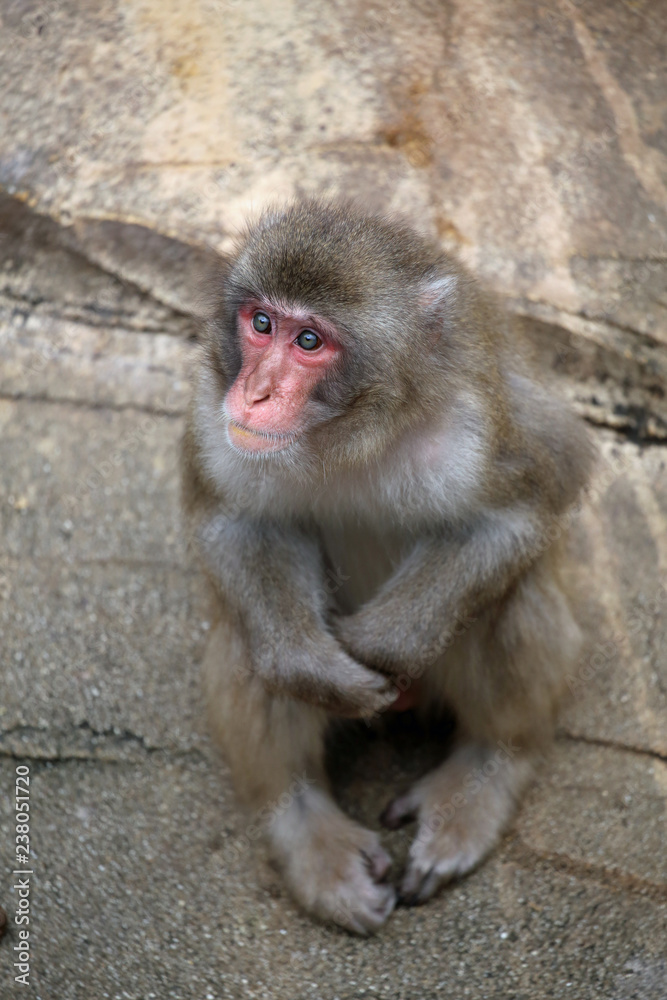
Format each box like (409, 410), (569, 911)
(320, 521), (410, 614)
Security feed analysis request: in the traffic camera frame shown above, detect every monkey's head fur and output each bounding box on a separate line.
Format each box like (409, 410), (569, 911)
(200, 200), (495, 468)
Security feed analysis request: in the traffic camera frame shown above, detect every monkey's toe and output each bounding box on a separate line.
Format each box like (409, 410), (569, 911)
(361, 841), (392, 881)
(340, 879), (396, 935)
(272, 793), (396, 934)
(398, 865), (441, 907)
(380, 789), (420, 829)
(326, 842), (396, 934)
(399, 840), (479, 905)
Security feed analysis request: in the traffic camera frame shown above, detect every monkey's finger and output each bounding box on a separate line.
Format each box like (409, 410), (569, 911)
(322, 660), (401, 718)
(344, 684), (401, 719)
(324, 685), (399, 719)
(298, 682), (396, 719)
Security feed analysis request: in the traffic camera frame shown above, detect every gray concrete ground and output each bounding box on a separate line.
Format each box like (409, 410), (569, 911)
(0, 2), (666, 998)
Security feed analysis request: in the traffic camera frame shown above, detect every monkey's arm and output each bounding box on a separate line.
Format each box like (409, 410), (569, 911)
(334, 507), (544, 673)
(194, 510), (399, 716)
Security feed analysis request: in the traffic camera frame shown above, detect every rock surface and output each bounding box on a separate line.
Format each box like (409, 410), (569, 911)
(0, 2), (665, 998)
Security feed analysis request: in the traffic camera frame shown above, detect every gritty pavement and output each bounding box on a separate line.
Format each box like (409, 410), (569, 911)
(1, 2), (666, 998)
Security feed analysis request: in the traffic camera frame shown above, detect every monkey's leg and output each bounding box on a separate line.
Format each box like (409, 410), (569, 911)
(382, 557), (581, 905)
(203, 618), (396, 934)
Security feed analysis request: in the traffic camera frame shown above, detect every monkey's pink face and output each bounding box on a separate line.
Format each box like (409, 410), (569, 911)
(224, 303), (342, 454)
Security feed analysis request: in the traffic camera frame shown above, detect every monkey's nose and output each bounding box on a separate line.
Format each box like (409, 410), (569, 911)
(245, 389), (271, 407)
(244, 373), (273, 406)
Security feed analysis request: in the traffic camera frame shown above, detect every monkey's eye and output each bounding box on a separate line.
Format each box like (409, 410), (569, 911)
(252, 312), (271, 333)
(295, 330), (321, 351)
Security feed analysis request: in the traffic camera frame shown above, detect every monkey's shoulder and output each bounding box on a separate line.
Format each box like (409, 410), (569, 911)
(492, 373), (595, 514)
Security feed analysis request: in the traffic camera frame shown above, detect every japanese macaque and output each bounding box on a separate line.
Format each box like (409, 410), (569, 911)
(181, 200), (593, 934)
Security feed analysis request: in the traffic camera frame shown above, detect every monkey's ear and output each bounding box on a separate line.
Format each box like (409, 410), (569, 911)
(418, 274), (459, 348)
(418, 274), (458, 315)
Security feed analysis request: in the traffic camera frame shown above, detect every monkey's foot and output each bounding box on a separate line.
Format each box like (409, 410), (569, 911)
(381, 742), (535, 905)
(270, 787), (396, 934)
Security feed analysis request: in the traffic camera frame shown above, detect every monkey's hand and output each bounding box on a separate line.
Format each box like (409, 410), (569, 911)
(194, 512), (398, 717)
(334, 611), (414, 678)
(255, 634), (400, 719)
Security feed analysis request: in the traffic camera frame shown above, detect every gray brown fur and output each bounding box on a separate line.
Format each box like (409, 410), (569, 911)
(181, 200), (594, 931)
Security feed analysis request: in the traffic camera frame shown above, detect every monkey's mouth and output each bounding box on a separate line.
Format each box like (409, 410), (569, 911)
(227, 420), (300, 454)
